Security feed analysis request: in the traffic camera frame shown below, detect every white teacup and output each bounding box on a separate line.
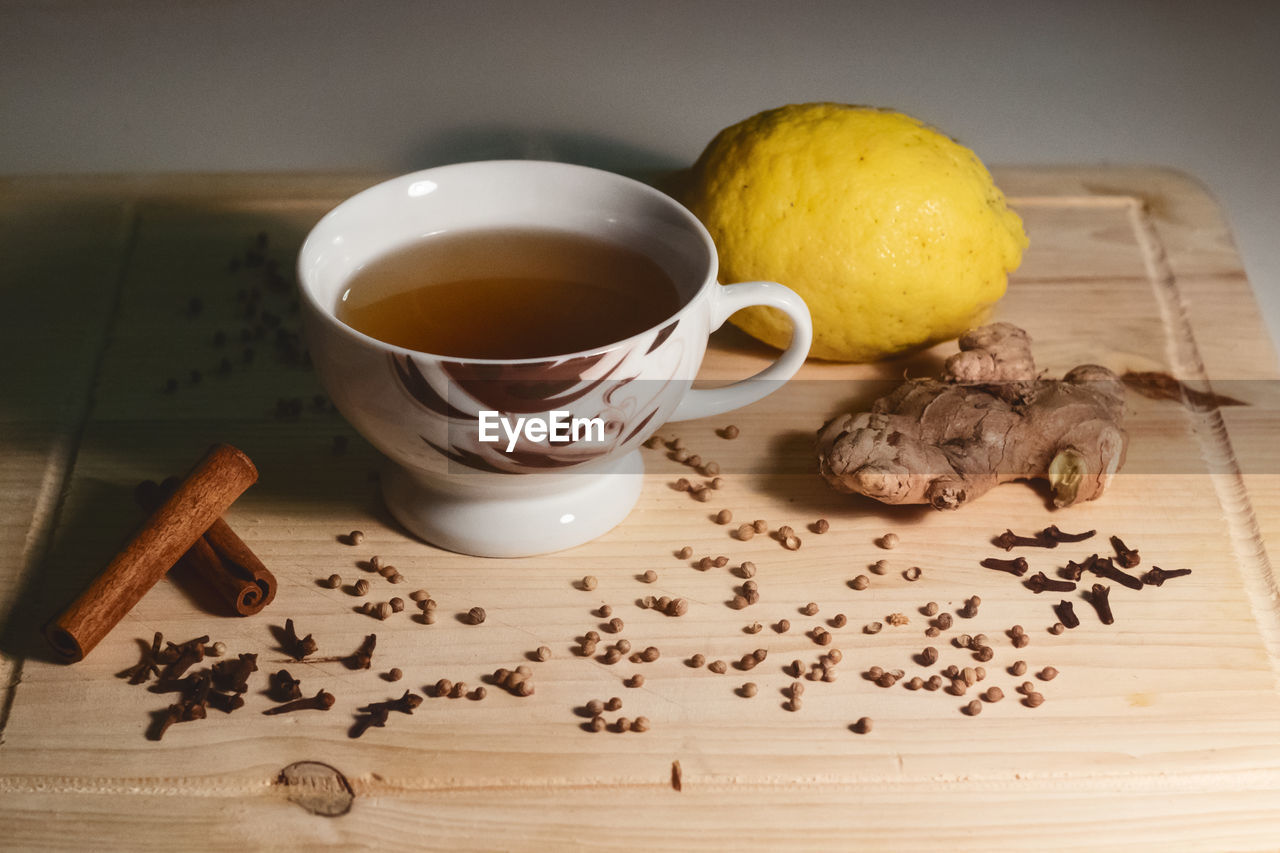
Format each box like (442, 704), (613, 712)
(298, 161), (811, 557)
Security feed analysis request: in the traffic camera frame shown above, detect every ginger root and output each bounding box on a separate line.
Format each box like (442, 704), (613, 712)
(816, 323), (1127, 510)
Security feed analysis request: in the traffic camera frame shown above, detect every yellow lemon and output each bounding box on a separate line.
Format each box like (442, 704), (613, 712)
(680, 103), (1028, 362)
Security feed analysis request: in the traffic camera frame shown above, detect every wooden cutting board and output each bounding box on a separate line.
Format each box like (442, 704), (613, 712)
(1, 168), (1278, 850)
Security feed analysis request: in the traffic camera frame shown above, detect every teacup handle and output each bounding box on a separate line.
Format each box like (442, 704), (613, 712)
(670, 281), (812, 422)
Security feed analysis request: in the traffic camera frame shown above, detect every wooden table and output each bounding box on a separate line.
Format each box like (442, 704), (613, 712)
(2, 169), (1278, 850)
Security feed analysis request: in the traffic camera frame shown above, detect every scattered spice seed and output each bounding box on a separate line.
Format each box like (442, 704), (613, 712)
(641, 569), (658, 583)
(922, 601), (939, 617)
(812, 519), (830, 534)
(736, 524), (756, 541)
(344, 530), (364, 546)
(738, 561), (756, 578)
(588, 715), (606, 732)
(605, 697), (622, 712)
(1010, 660), (1028, 676)
(354, 579), (370, 596)
(719, 425), (740, 439)
(409, 589), (429, 601)
(643, 435), (662, 449)
(800, 602), (819, 616)
(468, 687), (486, 700)
(324, 574), (342, 589)
(878, 533), (899, 550)
(708, 660), (727, 674)
(852, 717), (872, 734)
(850, 575), (870, 591)
(830, 613), (847, 628)
(209, 641), (226, 657)
(696, 556), (713, 570)
(613, 639), (631, 654)
(715, 509), (733, 524)
(666, 598), (689, 617)
(604, 617), (623, 633)
(712, 555), (729, 568)
(752, 519), (768, 534)
(1024, 692), (1045, 708)
(983, 686), (1004, 702)
(688, 654), (705, 668)
(919, 646), (939, 666)
(812, 628), (832, 646)
(624, 674), (645, 688)
(1049, 622), (1066, 635)
(675, 546), (692, 560)
(740, 682), (758, 698)
(387, 668), (402, 682)
(886, 613), (909, 627)
(1038, 666), (1059, 681)
(959, 596), (981, 619)
(389, 597), (404, 613)
(745, 621), (762, 634)
(965, 699), (983, 716)
(730, 594), (749, 610)
(535, 646), (551, 662)
(782, 534), (801, 551)
(631, 716), (651, 732)
(775, 620), (791, 633)
(639, 647), (660, 662)
(386, 572), (403, 584)
(674, 477), (691, 492)
(596, 605), (612, 618)
(467, 606), (487, 625)
(702, 463), (720, 477)
(376, 602), (392, 620)
(864, 622), (883, 634)
(692, 487), (711, 502)
(903, 566), (922, 582)
(870, 559), (889, 575)
(581, 575), (598, 591)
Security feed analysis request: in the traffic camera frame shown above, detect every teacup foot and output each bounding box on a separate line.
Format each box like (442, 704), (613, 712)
(381, 451), (644, 557)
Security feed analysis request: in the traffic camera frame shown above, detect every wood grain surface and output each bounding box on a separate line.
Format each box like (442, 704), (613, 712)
(1, 168), (1277, 850)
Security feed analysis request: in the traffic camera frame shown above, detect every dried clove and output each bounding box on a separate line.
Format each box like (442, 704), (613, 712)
(121, 632), (166, 685)
(1041, 525), (1096, 543)
(211, 653), (257, 694)
(345, 634), (377, 670)
(994, 529), (1057, 550)
(1025, 571), (1077, 594)
(1110, 535), (1141, 569)
(280, 619), (318, 660)
(1090, 556), (1143, 590)
(1060, 553), (1098, 581)
(1054, 599), (1081, 630)
(980, 556), (1029, 576)
(264, 689), (335, 715)
(1143, 566), (1192, 587)
(268, 669), (302, 702)
(1089, 584), (1115, 625)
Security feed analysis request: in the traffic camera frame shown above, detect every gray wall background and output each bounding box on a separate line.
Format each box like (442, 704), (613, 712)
(3, 0), (1278, 349)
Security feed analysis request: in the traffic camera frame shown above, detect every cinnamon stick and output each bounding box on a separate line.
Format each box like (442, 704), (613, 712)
(136, 478), (276, 616)
(46, 443), (258, 662)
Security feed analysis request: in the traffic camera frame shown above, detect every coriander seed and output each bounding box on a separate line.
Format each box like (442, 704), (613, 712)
(605, 697), (622, 712)
(719, 425), (740, 439)
(812, 518), (830, 534)
(922, 601), (938, 617)
(738, 561), (757, 578)
(702, 460), (720, 475)
(878, 532), (899, 549)
(715, 509), (733, 524)
(983, 686), (1004, 702)
(676, 546), (693, 560)
(831, 613), (847, 628)
(586, 699), (604, 715)
(851, 575), (870, 591)
(1038, 666), (1058, 681)
(581, 575), (598, 591)
(325, 574), (342, 589)
(688, 653), (705, 668)
(740, 682), (758, 698)
(745, 621), (762, 634)
(965, 699), (983, 716)
(752, 519), (768, 534)
(597, 604), (612, 618)
(387, 667), (402, 682)
(624, 674), (645, 688)
(801, 602), (819, 616)
(852, 717), (872, 734)
(631, 716), (650, 732)
(467, 606), (486, 625)
(209, 641), (226, 657)
(903, 566), (922, 582)
(409, 589), (429, 601)
(736, 523), (756, 541)
(708, 660), (727, 674)
(641, 569), (658, 583)
(345, 530), (364, 546)
(387, 595), (404, 611)
(775, 619), (791, 633)
(640, 646), (660, 662)
(605, 617), (624, 633)
(536, 646), (551, 662)
(864, 621), (883, 634)
(1024, 692), (1045, 708)
(354, 579), (370, 596)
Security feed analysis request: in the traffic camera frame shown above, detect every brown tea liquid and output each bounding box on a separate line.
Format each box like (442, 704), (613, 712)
(335, 228), (683, 359)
